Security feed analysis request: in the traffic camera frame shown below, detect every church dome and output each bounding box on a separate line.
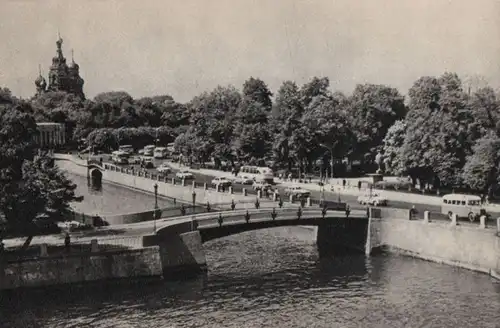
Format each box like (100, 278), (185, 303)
(35, 74), (46, 88)
(69, 60), (79, 71)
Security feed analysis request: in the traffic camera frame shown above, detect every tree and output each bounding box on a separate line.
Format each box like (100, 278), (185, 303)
(300, 94), (355, 177)
(177, 85), (241, 164)
(399, 73), (471, 188)
(0, 103), (81, 247)
(232, 101), (271, 163)
(270, 81), (303, 170)
(381, 120), (407, 174)
(346, 83), (406, 161)
(462, 133), (500, 196)
(242, 77), (273, 111)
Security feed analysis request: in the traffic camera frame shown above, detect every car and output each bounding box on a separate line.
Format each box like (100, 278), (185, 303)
(211, 177), (232, 187)
(284, 186), (311, 198)
(234, 175), (254, 185)
(252, 181), (273, 191)
(176, 170), (194, 180)
(357, 193), (388, 206)
(140, 156), (155, 168)
(156, 163), (172, 174)
(128, 156), (141, 164)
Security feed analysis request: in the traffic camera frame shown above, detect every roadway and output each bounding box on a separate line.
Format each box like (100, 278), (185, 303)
(94, 154), (500, 225)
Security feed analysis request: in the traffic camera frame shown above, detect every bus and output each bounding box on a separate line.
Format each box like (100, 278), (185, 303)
(237, 166), (274, 184)
(153, 147), (168, 159)
(118, 145), (134, 155)
(143, 145), (155, 156)
(441, 193), (486, 222)
(111, 151), (129, 165)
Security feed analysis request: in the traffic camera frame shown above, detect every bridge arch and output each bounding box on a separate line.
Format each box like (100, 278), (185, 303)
(198, 218), (325, 243)
(89, 166), (103, 184)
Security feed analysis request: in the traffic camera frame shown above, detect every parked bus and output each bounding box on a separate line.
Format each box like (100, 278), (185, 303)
(118, 145), (134, 155)
(441, 193), (486, 222)
(143, 145), (155, 156)
(111, 151), (129, 165)
(153, 147), (168, 159)
(237, 166), (274, 184)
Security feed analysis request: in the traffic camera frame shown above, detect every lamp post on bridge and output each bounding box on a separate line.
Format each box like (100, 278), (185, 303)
(153, 183), (159, 233)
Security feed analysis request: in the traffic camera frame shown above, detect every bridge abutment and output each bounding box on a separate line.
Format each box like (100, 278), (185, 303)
(316, 218), (369, 256)
(143, 231), (207, 279)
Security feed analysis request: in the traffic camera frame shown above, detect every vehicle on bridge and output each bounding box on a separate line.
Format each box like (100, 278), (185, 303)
(441, 194), (486, 222)
(176, 170), (194, 179)
(118, 145), (134, 155)
(357, 193), (388, 206)
(111, 151), (129, 165)
(211, 177), (232, 188)
(157, 163), (172, 174)
(237, 166), (274, 184)
(143, 145), (156, 157)
(154, 147), (168, 159)
(284, 186), (310, 198)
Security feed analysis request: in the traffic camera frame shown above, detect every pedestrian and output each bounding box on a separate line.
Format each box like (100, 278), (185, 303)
(358, 180), (362, 190)
(64, 232), (71, 252)
(0, 240), (4, 254)
(342, 179), (346, 189)
(345, 204), (350, 218)
(485, 194), (489, 205)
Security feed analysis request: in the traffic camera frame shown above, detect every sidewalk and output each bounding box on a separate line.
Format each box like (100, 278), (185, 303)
(169, 162), (500, 211)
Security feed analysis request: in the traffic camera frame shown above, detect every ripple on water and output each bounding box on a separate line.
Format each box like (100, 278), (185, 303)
(1, 227), (500, 328)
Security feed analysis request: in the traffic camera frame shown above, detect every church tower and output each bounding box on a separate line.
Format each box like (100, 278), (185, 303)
(35, 35), (85, 99)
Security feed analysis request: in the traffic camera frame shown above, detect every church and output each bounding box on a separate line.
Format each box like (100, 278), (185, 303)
(35, 36), (85, 99)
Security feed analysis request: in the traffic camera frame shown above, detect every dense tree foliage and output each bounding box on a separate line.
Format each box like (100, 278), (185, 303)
(3, 70), (499, 197)
(0, 93), (81, 245)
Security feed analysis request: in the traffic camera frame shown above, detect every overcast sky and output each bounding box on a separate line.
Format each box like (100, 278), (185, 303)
(1, 0), (499, 102)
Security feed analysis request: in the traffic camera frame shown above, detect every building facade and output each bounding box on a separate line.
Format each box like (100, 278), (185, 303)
(35, 36), (85, 99)
(35, 123), (66, 149)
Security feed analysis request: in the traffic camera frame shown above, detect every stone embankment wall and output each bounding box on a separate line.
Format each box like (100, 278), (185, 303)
(0, 247), (162, 290)
(366, 208), (500, 280)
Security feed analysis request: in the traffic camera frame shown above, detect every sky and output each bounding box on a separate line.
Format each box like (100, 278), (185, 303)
(1, 0), (499, 102)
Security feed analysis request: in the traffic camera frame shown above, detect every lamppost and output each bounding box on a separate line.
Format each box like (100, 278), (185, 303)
(153, 183), (159, 233)
(319, 143), (334, 183)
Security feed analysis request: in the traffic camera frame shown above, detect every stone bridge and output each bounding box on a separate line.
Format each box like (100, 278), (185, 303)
(142, 207), (369, 278)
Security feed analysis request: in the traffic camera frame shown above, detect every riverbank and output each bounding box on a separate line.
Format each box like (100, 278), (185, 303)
(367, 208), (500, 280)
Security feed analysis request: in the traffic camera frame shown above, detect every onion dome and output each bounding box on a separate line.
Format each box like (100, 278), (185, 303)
(69, 49), (79, 71)
(35, 74), (47, 89)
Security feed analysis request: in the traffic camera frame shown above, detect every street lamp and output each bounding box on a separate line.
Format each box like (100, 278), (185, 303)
(319, 143), (334, 183)
(153, 183), (159, 233)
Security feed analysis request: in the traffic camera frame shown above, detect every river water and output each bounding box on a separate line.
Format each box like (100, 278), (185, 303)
(67, 173), (175, 216)
(2, 227), (499, 328)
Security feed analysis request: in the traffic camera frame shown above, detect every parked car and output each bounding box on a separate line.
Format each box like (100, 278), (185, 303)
(284, 186), (311, 198)
(128, 156), (141, 165)
(357, 193), (388, 206)
(156, 163), (171, 174)
(176, 170), (194, 180)
(211, 177), (232, 187)
(233, 175), (254, 185)
(141, 157), (155, 169)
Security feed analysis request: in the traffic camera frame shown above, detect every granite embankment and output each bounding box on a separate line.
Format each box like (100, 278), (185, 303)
(366, 208), (500, 280)
(0, 246), (162, 290)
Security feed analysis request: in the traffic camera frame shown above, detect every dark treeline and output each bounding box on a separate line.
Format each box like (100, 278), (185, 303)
(2, 72), (500, 195)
